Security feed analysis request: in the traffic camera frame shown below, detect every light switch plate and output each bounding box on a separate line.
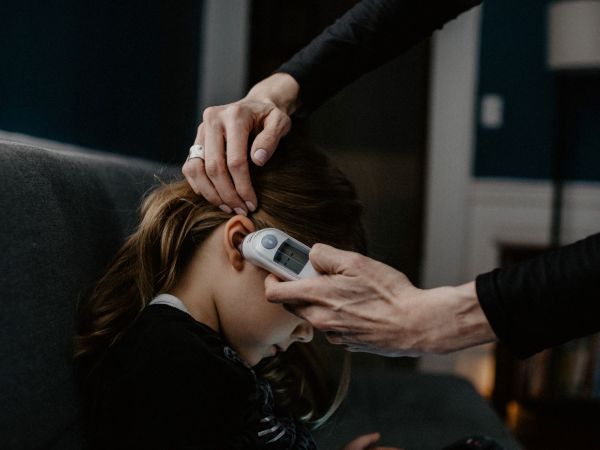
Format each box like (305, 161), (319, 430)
(480, 94), (504, 129)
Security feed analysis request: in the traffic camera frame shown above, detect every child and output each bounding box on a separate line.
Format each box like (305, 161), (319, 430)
(74, 136), (398, 450)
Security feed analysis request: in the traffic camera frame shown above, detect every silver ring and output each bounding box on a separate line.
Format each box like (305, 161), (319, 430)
(189, 144), (205, 160)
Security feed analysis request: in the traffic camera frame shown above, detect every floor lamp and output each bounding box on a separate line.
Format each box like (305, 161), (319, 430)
(547, 0), (600, 247)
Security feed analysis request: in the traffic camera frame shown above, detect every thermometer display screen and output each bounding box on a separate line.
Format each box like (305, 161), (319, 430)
(274, 239), (309, 274)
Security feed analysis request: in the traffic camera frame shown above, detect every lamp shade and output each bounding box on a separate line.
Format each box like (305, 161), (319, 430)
(547, 0), (600, 70)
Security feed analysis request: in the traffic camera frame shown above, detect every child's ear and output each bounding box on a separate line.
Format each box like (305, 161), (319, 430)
(223, 215), (256, 271)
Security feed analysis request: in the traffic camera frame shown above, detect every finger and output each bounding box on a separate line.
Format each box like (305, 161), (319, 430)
(250, 109), (291, 166)
(182, 122), (205, 195)
(371, 447), (404, 450)
(345, 346), (364, 353)
(325, 329), (364, 341)
(204, 123), (247, 214)
(344, 432), (380, 450)
(182, 158), (225, 206)
(265, 274), (332, 307)
(325, 330), (348, 345)
(224, 124), (257, 211)
(309, 243), (366, 276)
(287, 304), (340, 331)
(182, 125), (225, 205)
(373, 447), (404, 450)
(193, 121), (205, 146)
(265, 274), (308, 306)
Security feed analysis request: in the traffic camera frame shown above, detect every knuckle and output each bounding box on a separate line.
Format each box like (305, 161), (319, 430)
(227, 157), (246, 172)
(226, 103), (245, 118)
(204, 161), (224, 178)
(311, 243), (326, 257)
(202, 106), (224, 125)
(308, 310), (329, 330)
(280, 114), (292, 132)
(202, 106), (216, 121)
(276, 109), (291, 125)
(347, 252), (365, 269)
(181, 164), (196, 178)
(271, 110), (291, 131)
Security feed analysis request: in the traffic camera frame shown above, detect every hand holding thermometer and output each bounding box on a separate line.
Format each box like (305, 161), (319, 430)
(240, 228), (320, 281)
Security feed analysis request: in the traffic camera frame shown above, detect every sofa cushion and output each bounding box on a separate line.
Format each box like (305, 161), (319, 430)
(0, 135), (178, 449)
(313, 372), (521, 449)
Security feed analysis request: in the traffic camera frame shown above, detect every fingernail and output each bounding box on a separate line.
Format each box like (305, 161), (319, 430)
(234, 207), (247, 216)
(254, 149), (268, 166)
(245, 201), (256, 212)
(219, 204), (233, 214)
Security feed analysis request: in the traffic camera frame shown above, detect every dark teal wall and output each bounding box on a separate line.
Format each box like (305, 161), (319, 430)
(0, 1), (202, 163)
(474, 0), (600, 181)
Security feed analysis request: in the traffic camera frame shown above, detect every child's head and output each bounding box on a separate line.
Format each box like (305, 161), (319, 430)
(169, 214), (316, 366)
(75, 134), (365, 423)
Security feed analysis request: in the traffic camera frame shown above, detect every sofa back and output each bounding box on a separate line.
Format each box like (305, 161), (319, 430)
(0, 135), (177, 449)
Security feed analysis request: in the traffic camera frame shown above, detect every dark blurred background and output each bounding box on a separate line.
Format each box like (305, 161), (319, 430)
(0, 0), (430, 285)
(0, 1), (202, 162)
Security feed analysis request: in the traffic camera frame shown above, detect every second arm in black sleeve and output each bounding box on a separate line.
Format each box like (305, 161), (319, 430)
(476, 233), (600, 359)
(277, 0), (482, 113)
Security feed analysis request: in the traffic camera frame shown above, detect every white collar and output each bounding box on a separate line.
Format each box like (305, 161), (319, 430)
(149, 293), (190, 315)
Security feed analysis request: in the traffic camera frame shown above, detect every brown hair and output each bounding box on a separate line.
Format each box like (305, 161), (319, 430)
(74, 135), (365, 427)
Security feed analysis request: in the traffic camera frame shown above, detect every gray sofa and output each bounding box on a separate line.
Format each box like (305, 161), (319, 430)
(0, 134), (521, 449)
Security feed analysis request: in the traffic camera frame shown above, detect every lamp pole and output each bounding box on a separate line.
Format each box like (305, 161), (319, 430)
(547, 0), (600, 247)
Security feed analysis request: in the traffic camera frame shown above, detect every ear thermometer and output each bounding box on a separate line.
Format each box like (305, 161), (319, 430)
(240, 228), (320, 281)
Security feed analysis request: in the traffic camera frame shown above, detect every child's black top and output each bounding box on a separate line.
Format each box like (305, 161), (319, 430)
(82, 304), (316, 450)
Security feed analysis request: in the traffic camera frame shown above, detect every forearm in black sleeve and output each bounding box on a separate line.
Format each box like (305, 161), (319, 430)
(476, 233), (600, 359)
(277, 0), (482, 113)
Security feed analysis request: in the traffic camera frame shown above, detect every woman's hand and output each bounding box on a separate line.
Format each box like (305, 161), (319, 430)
(265, 244), (497, 357)
(343, 432), (403, 450)
(182, 73), (299, 214)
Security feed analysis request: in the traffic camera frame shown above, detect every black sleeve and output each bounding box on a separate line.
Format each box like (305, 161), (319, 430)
(476, 233), (600, 359)
(277, 0), (482, 113)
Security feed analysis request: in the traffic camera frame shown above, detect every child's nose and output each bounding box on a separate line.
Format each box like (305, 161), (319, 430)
(292, 321), (314, 343)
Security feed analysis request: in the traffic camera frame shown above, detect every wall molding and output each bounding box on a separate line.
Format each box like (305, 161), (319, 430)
(464, 178), (600, 279)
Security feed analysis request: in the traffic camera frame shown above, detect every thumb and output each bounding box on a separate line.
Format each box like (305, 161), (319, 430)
(250, 109), (290, 166)
(309, 243), (363, 276)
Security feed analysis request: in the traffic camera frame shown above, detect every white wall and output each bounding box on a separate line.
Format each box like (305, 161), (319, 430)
(197, 0), (251, 113)
(418, 5), (500, 393)
(421, 6), (482, 290)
